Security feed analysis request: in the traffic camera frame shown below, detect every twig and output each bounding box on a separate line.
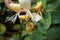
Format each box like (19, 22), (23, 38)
(45, 10), (60, 12)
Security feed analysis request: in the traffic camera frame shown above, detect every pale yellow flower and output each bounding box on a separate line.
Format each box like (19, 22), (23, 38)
(26, 22), (34, 35)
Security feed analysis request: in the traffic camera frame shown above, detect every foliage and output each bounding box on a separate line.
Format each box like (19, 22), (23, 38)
(0, 0), (60, 40)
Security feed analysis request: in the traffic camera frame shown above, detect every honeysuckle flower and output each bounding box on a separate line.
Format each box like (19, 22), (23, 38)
(5, 3), (20, 23)
(18, 0), (42, 22)
(5, 0), (31, 23)
(21, 22), (35, 35)
(18, 0), (34, 22)
(26, 22), (34, 35)
(5, 0), (42, 23)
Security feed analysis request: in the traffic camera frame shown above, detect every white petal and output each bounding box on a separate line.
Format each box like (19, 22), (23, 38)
(27, 10), (42, 22)
(18, 0), (31, 9)
(26, 10), (36, 22)
(33, 13), (42, 22)
(5, 14), (18, 23)
(11, 14), (18, 23)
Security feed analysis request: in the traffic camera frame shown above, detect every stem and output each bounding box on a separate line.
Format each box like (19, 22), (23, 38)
(45, 10), (60, 12)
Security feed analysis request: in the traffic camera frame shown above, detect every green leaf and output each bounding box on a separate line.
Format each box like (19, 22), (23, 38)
(42, 0), (47, 9)
(42, 12), (51, 30)
(31, 0), (41, 6)
(24, 30), (43, 40)
(20, 23), (26, 30)
(11, 34), (20, 40)
(47, 24), (60, 40)
(0, 0), (3, 3)
(36, 12), (51, 33)
(0, 36), (4, 40)
(57, 0), (60, 3)
(13, 24), (20, 30)
(51, 11), (60, 24)
(0, 23), (6, 35)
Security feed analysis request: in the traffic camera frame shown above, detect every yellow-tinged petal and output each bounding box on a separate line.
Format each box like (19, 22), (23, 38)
(32, 1), (42, 11)
(18, 12), (29, 23)
(26, 22), (35, 35)
(9, 3), (21, 12)
(26, 22), (34, 31)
